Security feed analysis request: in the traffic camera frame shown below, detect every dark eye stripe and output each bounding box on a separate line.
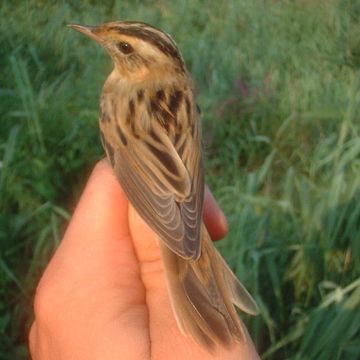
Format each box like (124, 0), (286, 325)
(109, 25), (184, 70)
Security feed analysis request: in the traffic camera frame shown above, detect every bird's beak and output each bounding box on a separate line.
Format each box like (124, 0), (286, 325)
(67, 24), (101, 43)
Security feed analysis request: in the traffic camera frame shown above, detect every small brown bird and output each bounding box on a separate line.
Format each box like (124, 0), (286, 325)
(69, 21), (259, 350)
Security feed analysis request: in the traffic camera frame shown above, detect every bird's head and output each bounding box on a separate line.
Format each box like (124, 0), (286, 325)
(68, 21), (186, 81)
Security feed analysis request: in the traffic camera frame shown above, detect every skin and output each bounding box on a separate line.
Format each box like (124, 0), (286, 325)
(29, 160), (260, 360)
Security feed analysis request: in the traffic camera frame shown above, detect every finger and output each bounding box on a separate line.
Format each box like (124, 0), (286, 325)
(41, 159), (135, 282)
(33, 160), (148, 359)
(203, 186), (228, 241)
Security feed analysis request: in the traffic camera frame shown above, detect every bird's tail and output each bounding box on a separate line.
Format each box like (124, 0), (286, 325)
(159, 223), (259, 350)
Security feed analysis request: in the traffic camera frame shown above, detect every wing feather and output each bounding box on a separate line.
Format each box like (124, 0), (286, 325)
(102, 86), (204, 259)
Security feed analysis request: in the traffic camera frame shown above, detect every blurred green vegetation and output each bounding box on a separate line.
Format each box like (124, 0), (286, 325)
(1, 0), (360, 359)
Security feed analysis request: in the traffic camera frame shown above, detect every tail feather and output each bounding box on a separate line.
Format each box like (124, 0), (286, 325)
(216, 248), (259, 315)
(160, 223), (258, 350)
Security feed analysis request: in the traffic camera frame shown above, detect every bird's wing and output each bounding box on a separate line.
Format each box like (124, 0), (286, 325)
(101, 88), (204, 260)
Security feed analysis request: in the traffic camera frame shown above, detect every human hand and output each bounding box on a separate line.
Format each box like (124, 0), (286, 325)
(29, 160), (260, 359)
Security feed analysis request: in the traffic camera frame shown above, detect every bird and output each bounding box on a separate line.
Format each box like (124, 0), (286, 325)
(68, 21), (259, 351)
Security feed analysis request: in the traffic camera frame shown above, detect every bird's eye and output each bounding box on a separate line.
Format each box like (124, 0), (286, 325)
(117, 42), (134, 54)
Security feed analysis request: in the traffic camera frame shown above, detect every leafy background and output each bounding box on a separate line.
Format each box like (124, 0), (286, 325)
(1, 0), (360, 359)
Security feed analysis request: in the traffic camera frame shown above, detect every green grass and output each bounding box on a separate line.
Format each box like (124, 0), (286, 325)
(1, 0), (360, 359)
